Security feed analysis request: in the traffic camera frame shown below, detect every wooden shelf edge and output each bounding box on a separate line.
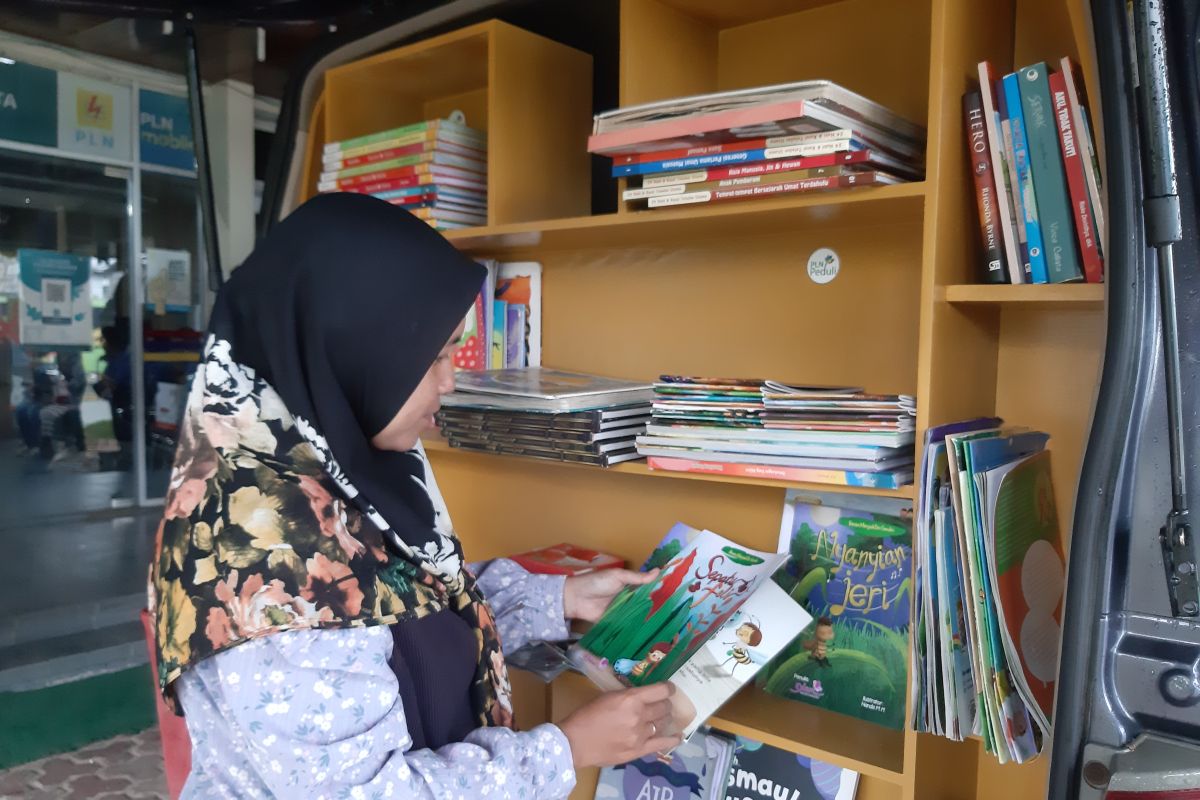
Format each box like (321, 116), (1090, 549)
(551, 672), (906, 784)
(421, 437), (915, 499)
(443, 181), (928, 251)
(707, 709), (907, 785)
(937, 283), (1105, 306)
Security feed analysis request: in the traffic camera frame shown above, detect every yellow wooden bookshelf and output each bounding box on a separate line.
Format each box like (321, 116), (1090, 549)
(294, 1), (1106, 798)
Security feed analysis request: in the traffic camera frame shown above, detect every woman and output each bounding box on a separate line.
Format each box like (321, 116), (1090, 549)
(150, 193), (680, 798)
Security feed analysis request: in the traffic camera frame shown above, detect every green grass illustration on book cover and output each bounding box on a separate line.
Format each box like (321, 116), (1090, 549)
(758, 499), (912, 729)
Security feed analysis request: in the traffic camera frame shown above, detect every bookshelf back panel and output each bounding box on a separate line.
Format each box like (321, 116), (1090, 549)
(716, 0), (931, 130)
(994, 306), (1105, 546)
(528, 223), (922, 394)
(324, 30), (490, 144)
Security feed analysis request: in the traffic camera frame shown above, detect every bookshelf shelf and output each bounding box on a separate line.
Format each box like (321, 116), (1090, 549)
(443, 182), (927, 253)
(553, 671), (907, 785)
(422, 437), (916, 499)
(938, 283), (1105, 308)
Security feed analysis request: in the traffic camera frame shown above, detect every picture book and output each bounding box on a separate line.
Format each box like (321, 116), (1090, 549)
(570, 525), (803, 743)
(758, 499), (912, 730)
(510, 542), (625, 576)
(593, 728), (734, 800)
(724, 736), (859, 800)
(496, 261), (542, 367)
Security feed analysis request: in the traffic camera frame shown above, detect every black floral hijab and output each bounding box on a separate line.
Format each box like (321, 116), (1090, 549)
(150, 193), (515, 727)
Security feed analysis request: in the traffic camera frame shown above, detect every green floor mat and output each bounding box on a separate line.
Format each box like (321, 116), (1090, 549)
(0, 666), (156, 769)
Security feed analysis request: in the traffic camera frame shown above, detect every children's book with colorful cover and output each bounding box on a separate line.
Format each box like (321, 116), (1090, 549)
(723, 736), (859, 800)
(759, 499), (912, 730)
(593, 727), (734, 800)
(570, 524), (803, 743)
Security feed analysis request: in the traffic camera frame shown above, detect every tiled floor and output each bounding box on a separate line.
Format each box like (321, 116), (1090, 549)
(0, 728), (168, 800)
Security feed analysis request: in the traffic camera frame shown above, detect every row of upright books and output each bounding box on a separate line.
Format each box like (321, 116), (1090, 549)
(318, 116), (487, 230)
(911, 418), (1064, 764)
(635, 377), (917, 489)
(588, 80), (927, 209)
(964, 58), (1104, 284)
(454, 260), (542, 371)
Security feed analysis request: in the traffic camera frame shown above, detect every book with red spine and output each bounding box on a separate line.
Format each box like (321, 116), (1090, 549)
(1059, 57), (1107, 260)
(1048, 71), (1103, 283)
(611, 129), (853, 166)
(318, 164), (486, 193)
(963, 90), (1008, 283)
(639, 150), (879, 188)
(323, 139), (485, 171)
(645, 455), (912, 489)
(646, 171), (894, 208)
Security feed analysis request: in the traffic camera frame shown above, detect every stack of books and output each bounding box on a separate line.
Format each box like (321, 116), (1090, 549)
(965, 58), (1104, 284)
(435, 368), (653, 467)
(455, 261), (541, 372)
(317, 117), (487, 230)
(588, 80), (926, 210)
(911, 418), (1062, 764)
(635, 377), (916, 489)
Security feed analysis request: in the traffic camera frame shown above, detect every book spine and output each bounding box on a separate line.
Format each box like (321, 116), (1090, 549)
(1003, 73), (1049, 284)
(322, 151), (487, 181)
(977, 62), (1024, 284)
(612, 129), (855, 166)
(319, 166), (485, 193)
(322, 129), (485, 163)
(324, 119), (483, 154)
(491, 300), (507, 370)
(613, 140), (862, 177)
(640, 150), (872, 187)
(624, 166), (844, 200)
(325, 139), (483, 171)
(963, 91), (1008, 284)
(646, 173), (878, 208)
(1018, 63), (1083, 283)
(644, 456), (908, 488)
(1049, 71), (1103, 283)
(1060, 56), (1107, 256)
(998, 87), (1033, 282)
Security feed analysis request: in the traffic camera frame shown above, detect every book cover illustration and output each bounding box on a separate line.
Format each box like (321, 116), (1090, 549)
(724, 736), (859, 800)
(668, 579), (811, 739)
(510, 542), (625, 576)
(570, 526), (788, 738)
(759, 500), (912, 729)
(593, 728), (733, 800)
(496, 262), (543, 367)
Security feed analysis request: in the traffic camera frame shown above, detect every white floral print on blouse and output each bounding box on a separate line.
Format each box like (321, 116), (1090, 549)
(175, 558), (576, 799)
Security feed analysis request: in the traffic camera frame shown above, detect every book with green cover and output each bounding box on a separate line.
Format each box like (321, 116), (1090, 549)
(1017, 62), (1083, 283)
(759, 497), (912, 729)
(323, 118), (484, 153)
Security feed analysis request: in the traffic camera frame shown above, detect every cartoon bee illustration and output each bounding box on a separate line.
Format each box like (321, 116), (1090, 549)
(802, 617), (835, 667)
(720, 616), (765, 675)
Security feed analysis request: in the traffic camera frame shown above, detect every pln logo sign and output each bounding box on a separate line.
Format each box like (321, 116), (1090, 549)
(75, 88), (115, 148)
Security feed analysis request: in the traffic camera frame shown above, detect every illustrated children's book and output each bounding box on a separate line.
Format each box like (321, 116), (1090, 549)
(758, 497), (912, 730)
(570, 524), (810, 742)
(593, 727), (734, 800)
(510, 542), (624, 576)
(723, 736), (860, 800)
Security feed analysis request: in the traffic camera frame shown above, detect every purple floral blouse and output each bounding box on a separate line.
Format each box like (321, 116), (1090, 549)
(175, 558), (577, 799)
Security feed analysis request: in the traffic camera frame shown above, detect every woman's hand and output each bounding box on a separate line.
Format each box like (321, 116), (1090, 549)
(562, 568), (659, 623)
(558, 683), (683, 768)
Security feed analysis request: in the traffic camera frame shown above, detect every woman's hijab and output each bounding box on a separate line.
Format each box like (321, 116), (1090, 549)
(151, 193), (515, 727)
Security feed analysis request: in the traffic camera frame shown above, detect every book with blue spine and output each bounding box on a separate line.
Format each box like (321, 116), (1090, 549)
(612, 141), (866, 177)
(1002, 73), (1049, 284)
(1017, 62), (1084, 283)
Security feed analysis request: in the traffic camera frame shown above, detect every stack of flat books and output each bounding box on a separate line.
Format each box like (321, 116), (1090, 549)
(318, 117), (487, 230)
(635, 376), (916, 489)
(436, 368), (653, 467)
(588, 80), (926, 210)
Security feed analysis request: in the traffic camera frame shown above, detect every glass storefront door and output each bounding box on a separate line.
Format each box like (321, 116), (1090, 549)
(0, 149), (138, 522)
